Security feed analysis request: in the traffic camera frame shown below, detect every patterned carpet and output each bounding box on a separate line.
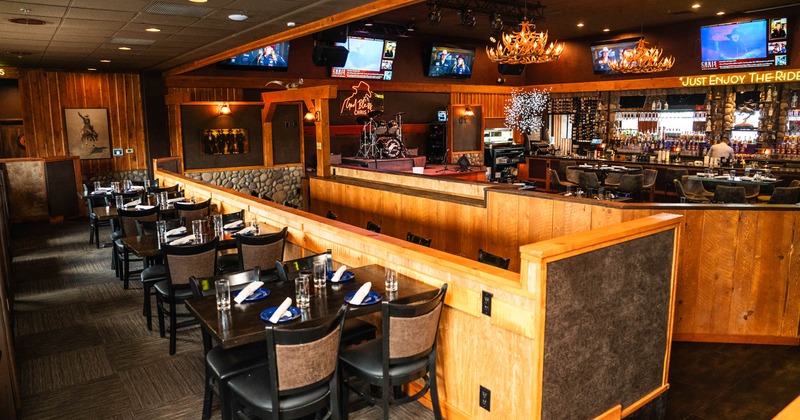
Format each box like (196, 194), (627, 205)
(12, 221), (432, 419)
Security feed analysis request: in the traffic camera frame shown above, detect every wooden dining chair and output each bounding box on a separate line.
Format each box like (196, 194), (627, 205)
(114, 206), (159, 289)
(175, 199), (211, 231)
(216, 210), (247, 274)
(227, 306), (347, 420)
(340, 284), (448, 420)
(234, 227), (288, 273)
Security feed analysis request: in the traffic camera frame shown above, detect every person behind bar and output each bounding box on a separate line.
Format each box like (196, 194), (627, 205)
(708, 136), (735, 163)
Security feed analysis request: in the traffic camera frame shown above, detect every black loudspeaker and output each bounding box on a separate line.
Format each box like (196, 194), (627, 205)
(312, 45), (349, 67)
(498, 63), (525, 75)
(313, 27), (347, 43)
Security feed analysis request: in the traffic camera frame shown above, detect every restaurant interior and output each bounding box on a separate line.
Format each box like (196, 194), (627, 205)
(1, 0), (800, 419)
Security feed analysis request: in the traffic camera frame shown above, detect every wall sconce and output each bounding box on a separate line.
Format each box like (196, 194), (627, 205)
(218, 102), (231, 115)
(459, 106), (474, 124)
(304, 109), (320, 122)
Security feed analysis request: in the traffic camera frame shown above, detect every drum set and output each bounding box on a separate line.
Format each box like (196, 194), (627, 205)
(356, 111), (408, 159)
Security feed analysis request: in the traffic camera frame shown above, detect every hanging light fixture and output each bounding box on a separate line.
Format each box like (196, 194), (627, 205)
(607, 38), (674, 74)
(485, 19), (564, 64)
(218, 102), (231, 115)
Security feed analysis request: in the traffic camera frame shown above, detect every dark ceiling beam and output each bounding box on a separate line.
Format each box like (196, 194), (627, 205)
(429, 0), (546, 21)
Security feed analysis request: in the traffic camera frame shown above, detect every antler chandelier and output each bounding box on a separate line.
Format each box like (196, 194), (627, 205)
(608, 38), (674, 74)
(486, 19), (564, 65)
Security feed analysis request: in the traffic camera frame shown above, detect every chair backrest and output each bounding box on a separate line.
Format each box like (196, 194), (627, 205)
(557, 160), (575, 179)
(768, 187), (800, 204)
(673, 179), (689, 199)
(641, 169), (658, 188)
(366, 221), (381, 233)
(618, 174), (644, 194)
(681, 175), (710, 195)
(713, 186), (746, 204)
(666, 169), (689, 184)
(117, 207), (159, 236)
(790, 180), (800, 188)
(237, 227), (288, 272)
(383, 284), (448, 362)
(135, 218), (183, 236)
(222, 210), (245, 224)
(548, 169), (562, 187)
(326, 211), (337, 220)
(189, 267), (260, 298)
(742, 183), (760, 199)
(276, 250), (332, 282)
(112, 190), (141, 205)
(604, 171), (623, 186)
(406, 232), (431, 247)
(267, 306), (346, 394)
(478, 249), (511, 270)
(175, 199), (211, 230)
(565, 168), (582, 185)
(162, 238), (219, 286)
(578, 171), (600, 189)
(87, 194), (109, 210)
(153, 184), (179, 194)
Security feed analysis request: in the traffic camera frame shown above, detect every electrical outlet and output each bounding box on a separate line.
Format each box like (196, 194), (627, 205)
(481, 291), (492, 316)
(479, 386), (491, 411)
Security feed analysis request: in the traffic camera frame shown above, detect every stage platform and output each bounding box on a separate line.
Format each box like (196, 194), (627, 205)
(341, 156), (427, 171)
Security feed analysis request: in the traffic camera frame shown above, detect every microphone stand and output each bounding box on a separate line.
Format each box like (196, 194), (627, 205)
(436, 149), (452, 172)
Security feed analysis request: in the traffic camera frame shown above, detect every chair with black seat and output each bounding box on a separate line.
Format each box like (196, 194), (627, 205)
(478, 249), (510, 270)
(549, 169), (576, 193)
(227, 306), (346, 420)
(406, 232), (431, 247)
(326, 211), (338, 220)
(712, 185), (747, 204)
(565, 168), (582, 186)
(87, 192), (110, 248)
(791, 180), (800, 188)
(216, 210), (247, 273)
(664, 168), (688, 199)
(175, 199), (211, 230)
(136, 218), (184, 330)
(277, 251), (377, 348)
(114, 206), (159, 289)
(155, 237), (219, 355)
(767, 187), (800, 204)
(674, 179), (710, 203)
(578, 171), (601, 196)
(366, 221), (382, 233)
(743, 184), (760, 202)
(234, 227), (288, 274)
(681, 175), (715, 199)
(640, 169), (658, 202)
(340, 284), (448, 420)
(617, 174), (644, 201)
(152, 183), (180, 196)
(189, 268), (267, 420)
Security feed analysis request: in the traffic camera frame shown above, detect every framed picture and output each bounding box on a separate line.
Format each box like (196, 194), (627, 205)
(201, 128), (249, 155)
(64, 108), (111, 159)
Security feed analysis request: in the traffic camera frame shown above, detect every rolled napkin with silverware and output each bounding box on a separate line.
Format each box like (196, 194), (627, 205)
(166, 226), (186, 236)
(224, 220), (244, 229)
(169, 235), (194, 246)
(234, 226), (256, 236)
(350, 282), (372, 305)
(135, 204), (155, 210)
(167, 197), (185, 203)
(234, 281), (264, 304)
(330, 265), (347, 282)
(124, 199), (141, 208)
(269, 297), (293, 323)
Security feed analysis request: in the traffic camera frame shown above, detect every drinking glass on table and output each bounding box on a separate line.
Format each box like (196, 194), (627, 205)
(313, 260), (326, 288)
(212, 214), (224, 238)
(159, 192), (169, 209)
(93, 181), (101, 192)
(729, 169), (736, 180)
(384, 267), (398, 292)
(295, 272), (311, 308)
(111, 181), (121, 193)
(115, 194), (124, 209)
(250, 214), (260, 234)
(192, 220), (204, 243)
(156, 220), (167, 243)
(216, 279), (231, 311)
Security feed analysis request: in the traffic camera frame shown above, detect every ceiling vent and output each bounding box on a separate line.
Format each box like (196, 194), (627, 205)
(144, 1), (212, 18)
(8, 18), (47, 25)
(110, 38), (155, 46)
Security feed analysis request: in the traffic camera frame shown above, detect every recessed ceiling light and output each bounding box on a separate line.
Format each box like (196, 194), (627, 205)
(228, 13), (248, 21)
(287, 21), (296, 27)
(145, 27), (161, 32)
(691, 3), (701, 8)
(118, 46), (131, 50)
(100, 59), (111, 63)
(87, 68), (97, 71)
(189, 0), (207, 2)
(716, 11), (725, 15)
(603, 28), (610, 32)
(577, 22), (585, 27)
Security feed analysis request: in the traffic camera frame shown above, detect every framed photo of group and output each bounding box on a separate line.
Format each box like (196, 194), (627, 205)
(63, 108), (111, 159)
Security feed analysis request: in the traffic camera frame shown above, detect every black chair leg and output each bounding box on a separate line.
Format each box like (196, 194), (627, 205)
(429, 353), (442, 420)
(89, 222), (95, 245)
(382, 379), (390, 420)
(156, 294), (166, 338)
(143, 283), (153, 330)
(169, 301), (177, 355)
(220, 380), (234, 420)
(202, 367), (213, 420)
(122, 250), (130, 288)
(340, 375), (350, 420)
(330, 372), (341, 420)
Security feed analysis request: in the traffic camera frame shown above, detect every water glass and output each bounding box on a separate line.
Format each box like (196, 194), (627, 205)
(212, 214), (224, 238)
(250, 215), (260, 234)
(384, 267), (398, 292)
(313, 261), (326, 288)
(729, 169), (736, 180)
(156, 220), (167, 243)
(295, 273), (311, 308)
(93, 181), (101, 191)
(192, 219), (204, 243)
(111, 181), (122, 193)
(216, 279), (231, 310)
(115, 194), (124, 209)
(160, 191), (169, 209)
(124, 180), (132, 191)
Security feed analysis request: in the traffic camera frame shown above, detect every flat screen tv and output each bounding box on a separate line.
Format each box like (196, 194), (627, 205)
(331, 36), (396, 80)
(590, 38), (640, 75)
(219, 42), (290, 70)
(426, 45), (475, 78)
(700, 18), (787, 71)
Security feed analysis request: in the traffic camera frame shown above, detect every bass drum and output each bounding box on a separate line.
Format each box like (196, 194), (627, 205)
(379, 137), (402, 159)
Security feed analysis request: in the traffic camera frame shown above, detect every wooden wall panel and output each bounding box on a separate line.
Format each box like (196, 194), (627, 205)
(450, 92), (511, 119)
(17, 69), (147, 178)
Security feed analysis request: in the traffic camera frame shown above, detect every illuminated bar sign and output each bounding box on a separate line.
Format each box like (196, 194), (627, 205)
(679, 68), (800, 87)
(0, 67), (19, 79)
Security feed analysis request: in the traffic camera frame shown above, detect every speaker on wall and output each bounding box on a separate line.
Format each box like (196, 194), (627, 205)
(498, 63), (525, 75)
(313, 26), (348, 43)
(312, 45), (349, 67)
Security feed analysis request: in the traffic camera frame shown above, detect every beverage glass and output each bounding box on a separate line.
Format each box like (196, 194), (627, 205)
(212, 214), (224, 238)
(111, 181), (121, 193)
(216, 279), (231, 310)
(313, 260), (326, 288)
(384, 267), (398, 292)
(156, 220), (167, 243)
(93, 181), (101, 191)
(250, 215), (260, 234)
(295, 273), (311, 308)
(192, 219), (203, 243)
(115, 194), (124, 209)
(160, 192), (169, 209)
(729, 169), (736, 180)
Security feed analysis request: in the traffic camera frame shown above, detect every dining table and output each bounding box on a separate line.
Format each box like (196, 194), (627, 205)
(185, 264), (439, 349)
(687, 173), (781, 187)
(568, 164), (642, 185)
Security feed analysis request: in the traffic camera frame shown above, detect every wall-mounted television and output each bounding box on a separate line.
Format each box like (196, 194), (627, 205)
(426, 45), (475, 78)
(700, 18), (787, 71)
(589, 38), (640, 75)
(219, 42), (290, 70)
(331, 36), (396, 80)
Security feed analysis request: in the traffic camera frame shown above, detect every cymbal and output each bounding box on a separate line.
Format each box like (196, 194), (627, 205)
(368, 110), (383, 118)
(356, 116), (369, 125)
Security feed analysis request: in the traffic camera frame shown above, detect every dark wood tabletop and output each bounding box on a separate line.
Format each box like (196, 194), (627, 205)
(185, 264), (439, 349)
(687, 174), (781, 186)
(120, 224), (273, 258)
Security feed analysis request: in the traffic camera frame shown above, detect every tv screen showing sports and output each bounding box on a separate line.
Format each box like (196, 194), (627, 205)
(700, 18), (787, 71)
(219, 42), (290, 70)
(331, 36), (396, 80)
(590, 38), (640, 75)
(426, 45), (475, 78)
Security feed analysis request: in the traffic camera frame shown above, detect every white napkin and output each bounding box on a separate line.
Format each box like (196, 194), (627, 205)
(234, 281), (264, 304)
(167, 197), (185, 203)
(330, 265), (347, 282)
(124, 199), (141, 208)
(350, 282), (372, 305)
(169, 235), (194, 245)
(235, 226), (256, 236)
(135, 204), (155, 210)
(224, 220), (244, 229)
(269, 297), (293, 323)
(166, 226), (186, 236)
(130, 185), (145, 191)
(96, 187), (113, 192)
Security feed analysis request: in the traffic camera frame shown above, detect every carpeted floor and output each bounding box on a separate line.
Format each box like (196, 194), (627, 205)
(12, 221), (432, 419)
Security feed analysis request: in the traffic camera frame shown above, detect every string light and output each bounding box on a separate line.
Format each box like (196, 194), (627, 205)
(504, 88), (550, 134)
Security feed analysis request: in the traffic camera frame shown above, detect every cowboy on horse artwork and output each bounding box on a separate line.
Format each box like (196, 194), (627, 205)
(78, 112), (99, 145)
